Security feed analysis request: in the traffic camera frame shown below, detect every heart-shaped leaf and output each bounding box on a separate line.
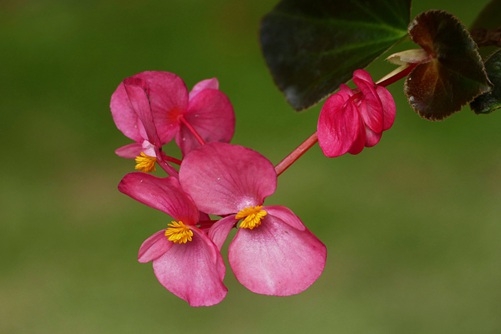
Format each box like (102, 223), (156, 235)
(404, 10), (492, 120)
(260, 0), (411, 111)
(471, 50), (501, 114)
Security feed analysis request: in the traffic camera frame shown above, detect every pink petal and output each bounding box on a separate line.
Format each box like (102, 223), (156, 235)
(118, 173), (199, 225)
(263, 205), (305, 231)
(364, 126), (382, 148)
(353, 69), (384, 133)
(115, 143), (143, 159)
(122, 78), (162, 148)
(152, 228), (227, 307)
(376, 86), (396, 131)
(110, 81), (145, 143)
(179, 143), (277, 215)
(209, 215), (238, 250)
(348, 117), (366, 154)
(317, 90), (361, 158)
(132, 71), (189, 144)
(138, 230), (173, 263)
(189, 78), (219, 100)
(229, 213), (326, 296)
(176, 89), (235, 156)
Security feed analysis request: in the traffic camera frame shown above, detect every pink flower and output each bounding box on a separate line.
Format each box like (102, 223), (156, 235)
(179, 142), (327, 296)
(317, 69), (396, 157)
(118, 172), (227, 307)
(110, 71), (235, 163)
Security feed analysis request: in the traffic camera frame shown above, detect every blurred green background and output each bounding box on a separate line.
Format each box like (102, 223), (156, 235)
(1, 0), (499, 333)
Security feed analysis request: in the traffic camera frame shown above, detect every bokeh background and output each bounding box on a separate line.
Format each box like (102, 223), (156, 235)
(1, 0), (499, 333)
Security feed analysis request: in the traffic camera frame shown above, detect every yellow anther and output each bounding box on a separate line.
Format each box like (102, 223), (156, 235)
(135, 152), (156, 172)
(235, 205), (267, 230)
(164, 221), (193, 244)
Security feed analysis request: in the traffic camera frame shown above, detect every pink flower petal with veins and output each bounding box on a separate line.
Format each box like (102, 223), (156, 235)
(138, 230), (173, 263)
(146, 228), (227, 307)
(115, 143), (143, 159)
(376, 85), (396, 130)
(132, 71), (188, 144)
(229, 209), (326, 296)
(364, 127), (382, 148)
(317, 89), (361, 157)
(209, 215), (238, 250)
(118, 173), (199, 225)
(111, 82), (147, 143)
(353, 69), (384, 134)
(264, 205), (306, 231)
(179, 143), (277, 215)
(122, 78), (162, 148)
(177, 89), (235, 156)
(189, 78), (219, 100)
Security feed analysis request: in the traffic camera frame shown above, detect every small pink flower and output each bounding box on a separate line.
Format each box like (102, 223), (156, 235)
(110, 71), (235, 161)
(179, 142), (327, 296)
(118, 172), (227, 307)
(317, 69), (395, 157)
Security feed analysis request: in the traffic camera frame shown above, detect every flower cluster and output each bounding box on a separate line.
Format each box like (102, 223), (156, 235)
(112, 68), (395, 306)
(111, 71), (328, 306)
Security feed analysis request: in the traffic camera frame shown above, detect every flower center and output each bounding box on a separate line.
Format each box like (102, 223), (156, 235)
(164, 221), (193, 244)
(235, 205), (267, 230)
(135, 152), (156, 172)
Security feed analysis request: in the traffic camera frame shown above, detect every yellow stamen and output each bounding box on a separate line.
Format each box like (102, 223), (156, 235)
(164, 221), (193, 244)
(135, 152), (156, 172)
(235, 205), (267, 230)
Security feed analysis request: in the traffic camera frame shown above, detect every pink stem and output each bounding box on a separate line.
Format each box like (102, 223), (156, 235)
(274, 132), (318, 176)
(155, 149), (179, 176)
(161, 152), (182, 165)
(179, 117), (206, 146)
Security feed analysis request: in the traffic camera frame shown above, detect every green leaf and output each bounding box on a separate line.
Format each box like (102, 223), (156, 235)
(471, 50), (501, 114)
(404, 10), (492, 121)
(260, 0), (411, 111)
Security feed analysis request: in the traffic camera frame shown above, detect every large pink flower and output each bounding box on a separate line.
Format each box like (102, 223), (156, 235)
(179, 143), (327, 296)
(317, 69), (395, 157)
(118, 172), (227, 307)
(110, 71), (235, 160)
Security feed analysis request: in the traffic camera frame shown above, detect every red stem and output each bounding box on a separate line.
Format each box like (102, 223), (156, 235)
(157, 156), (179, 176)
(160, 151), (182, 165)
(179, 117), (206, 146)
(274, 132), (318, 176)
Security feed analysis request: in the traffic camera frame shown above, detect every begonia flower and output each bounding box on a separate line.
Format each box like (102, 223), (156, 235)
(110, 71), (235, 169)
(118, 172), (227, 307)
(179, 142), (327, 296)
(317, 69), (396, 157)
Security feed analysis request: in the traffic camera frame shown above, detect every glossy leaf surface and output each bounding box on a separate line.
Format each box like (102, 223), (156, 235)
(260, 0), (411, 111)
